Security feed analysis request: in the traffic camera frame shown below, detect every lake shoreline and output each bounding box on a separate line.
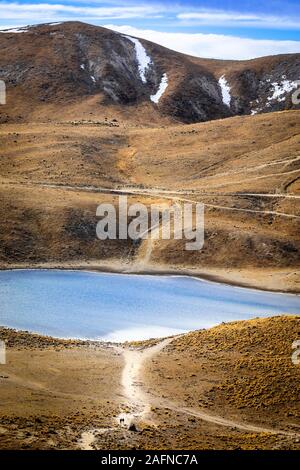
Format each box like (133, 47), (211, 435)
(0, 268), (299, 343)
(0, 262), (299, 295)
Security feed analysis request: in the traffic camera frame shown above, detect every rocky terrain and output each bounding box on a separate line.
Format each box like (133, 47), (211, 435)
(0, 316), (299, 450)
(0, 22), (299, 124)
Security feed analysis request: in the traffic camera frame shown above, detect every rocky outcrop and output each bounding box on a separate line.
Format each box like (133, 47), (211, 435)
(0, 21), (299, 123)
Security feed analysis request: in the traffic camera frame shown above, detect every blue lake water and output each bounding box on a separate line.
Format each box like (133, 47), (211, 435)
(0, 269), (299, 341)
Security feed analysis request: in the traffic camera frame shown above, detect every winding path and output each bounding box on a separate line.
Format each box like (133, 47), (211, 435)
(78, 336), (299, 449)
(116, 337), (300, 438)
(3, 180), (299, 219)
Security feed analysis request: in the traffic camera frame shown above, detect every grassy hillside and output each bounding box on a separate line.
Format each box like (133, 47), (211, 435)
(0, 111), (299, 291)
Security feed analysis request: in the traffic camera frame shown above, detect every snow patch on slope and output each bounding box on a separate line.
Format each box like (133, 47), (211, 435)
(0, 26), (29, 33)
(0, 23), (62, 33)
(124, 35), (151, 83)
(250, 98), (262, 115)
(150, 73), (168, 104)
(268, 80), (298, 102)
(218, 75), (231, 107)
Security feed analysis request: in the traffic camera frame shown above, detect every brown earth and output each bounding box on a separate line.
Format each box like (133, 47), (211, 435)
(0, 22), (299, 124)
(0, 111), (299, 292)
(0, 328), (122, 450)
(1, 22), (299, 452)
(0, 316), (299, 450)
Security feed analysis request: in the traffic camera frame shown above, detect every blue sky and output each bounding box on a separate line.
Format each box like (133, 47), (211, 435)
(0, 0), (300, 59)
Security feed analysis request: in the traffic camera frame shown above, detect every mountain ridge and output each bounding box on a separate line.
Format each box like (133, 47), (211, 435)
(0, 21), (299, 124)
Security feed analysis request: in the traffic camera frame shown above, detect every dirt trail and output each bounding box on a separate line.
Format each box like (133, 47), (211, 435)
(134, 218), (161, 269)
(78, 338), (174, 449)
(115, 337), (175, 427)
(116, 337), (300, 438)
(160, 402), (298, 436)
(79, 334), (299, 449)
(79, 428), (109, 451)
(134, 207), (172, 268)
(187, 156), (300, 182)
(6, 180), (298, 219)
(2, 180), (299, 221)
(198, 168), (300, 190)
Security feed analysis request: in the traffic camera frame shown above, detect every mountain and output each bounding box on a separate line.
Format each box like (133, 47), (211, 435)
(0, 21), (299, 124)
(0, 21), (299, 292)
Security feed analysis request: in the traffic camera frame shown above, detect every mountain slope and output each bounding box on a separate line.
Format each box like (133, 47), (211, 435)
(0, 21), (299, 291)
(0, 21), (299, 124)
(0, 111), (299, 292)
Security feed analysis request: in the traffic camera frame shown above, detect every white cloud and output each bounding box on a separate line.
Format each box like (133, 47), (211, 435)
(0, 3), (299, 60)
(104, 24), (300, 60)
(177, 10), (300, 30)
(0, 2), (159, 21)
(0, 2), (299, 31)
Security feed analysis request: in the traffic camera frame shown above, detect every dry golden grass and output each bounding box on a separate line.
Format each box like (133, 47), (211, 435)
(145, 316), (300, 431)
(0, 328), (122, 450)
(1, 317), (299, 449)
(0, 111), (299, 291)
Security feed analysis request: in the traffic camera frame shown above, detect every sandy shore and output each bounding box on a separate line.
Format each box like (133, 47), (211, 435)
(1, 261), (299, 294)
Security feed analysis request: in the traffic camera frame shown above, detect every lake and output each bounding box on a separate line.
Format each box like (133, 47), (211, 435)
(0, 269), (299, 341)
